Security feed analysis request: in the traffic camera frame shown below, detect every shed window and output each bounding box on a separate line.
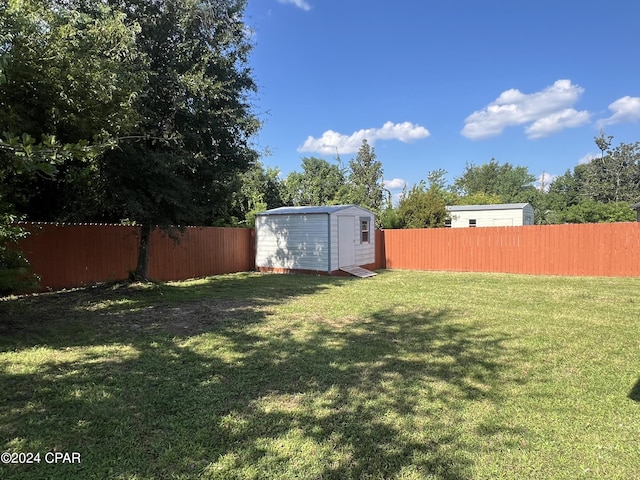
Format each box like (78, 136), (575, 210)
(360, 218), (370, 243)
(469, 219), (477, 227)
(444, 218), (452, 228)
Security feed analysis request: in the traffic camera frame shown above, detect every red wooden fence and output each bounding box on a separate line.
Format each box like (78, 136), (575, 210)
(16, 223), (254, 290)
(380, 222), (640, 277)
(12, 222), (640, 292)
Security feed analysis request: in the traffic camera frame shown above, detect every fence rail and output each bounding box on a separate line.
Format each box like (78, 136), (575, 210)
(12, 221), (640, 291)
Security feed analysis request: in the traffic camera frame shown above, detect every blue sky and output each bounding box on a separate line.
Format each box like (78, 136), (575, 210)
(243, 0), (640, 199)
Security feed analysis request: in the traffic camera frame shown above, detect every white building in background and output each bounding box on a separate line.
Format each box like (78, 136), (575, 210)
(445, 203), (535, 228)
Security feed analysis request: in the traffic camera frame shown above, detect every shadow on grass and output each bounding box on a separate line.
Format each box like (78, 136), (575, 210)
(1, 273), (515, 479)
(0, 273), (349, 351)
(629, 379), (640, 402)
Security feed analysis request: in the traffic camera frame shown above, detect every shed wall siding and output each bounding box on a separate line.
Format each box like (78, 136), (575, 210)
(256, 205), (376, 273)
(450, 208), (532, 228)
(523, 204), (535, 225)
(329, 216), (339, 270)
(329, 206), (375, 270)
(255, 214), (329, 271)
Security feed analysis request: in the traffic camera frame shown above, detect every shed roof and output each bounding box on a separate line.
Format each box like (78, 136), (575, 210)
(446, 203), (531, 212)
(257, 204), (374, 216)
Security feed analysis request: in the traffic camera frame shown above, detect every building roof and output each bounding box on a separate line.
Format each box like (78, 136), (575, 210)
(257, 204), (375, 216)
(446, 203), (531, 212)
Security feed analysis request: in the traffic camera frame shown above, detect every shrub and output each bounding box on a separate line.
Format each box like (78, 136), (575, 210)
(0, 216), (40, 295)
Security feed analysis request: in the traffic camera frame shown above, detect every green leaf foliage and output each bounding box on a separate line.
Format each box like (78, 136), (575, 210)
(235, 161), (284, 227)
(558, 199), (636, 224)
(284, 157), (345, 206)
(59, 0), (258, 233)
(543, 134), (640, 223)
(0, 0), (141, 142)
(341, 139), (384, 213)
(0, 207), (39, 294)
(396, 182), (447, 229)
(0, 0), (144, 219)
(1, 0), (261, 279)
(580, 140), (640, 203)
(454, 158), (536, 203)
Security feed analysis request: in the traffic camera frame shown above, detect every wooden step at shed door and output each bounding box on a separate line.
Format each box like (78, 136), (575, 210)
(339, 265), (377, 278)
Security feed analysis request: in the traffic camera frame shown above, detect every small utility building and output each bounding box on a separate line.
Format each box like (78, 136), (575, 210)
(255, 205), (376, 276)
(445, 203), (535, 228)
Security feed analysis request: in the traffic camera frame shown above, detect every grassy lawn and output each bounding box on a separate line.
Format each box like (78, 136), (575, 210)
(1, 270), (639, 479)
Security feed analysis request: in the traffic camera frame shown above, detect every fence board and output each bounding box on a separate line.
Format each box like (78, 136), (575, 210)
(147, 227), (254, 282)
(12, 222), (640, 292)
(16, 223), (254, 290)
(380, 223), (640, 277)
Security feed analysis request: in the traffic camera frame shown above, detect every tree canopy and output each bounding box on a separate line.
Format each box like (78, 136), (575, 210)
(544, 135), (640, 223)
(340, 140), (385, 215)
(453, 158), (536, 203)
(284, 157), (345, 206)
(396, 182), (447, 229)
(1, 0), (261, 280)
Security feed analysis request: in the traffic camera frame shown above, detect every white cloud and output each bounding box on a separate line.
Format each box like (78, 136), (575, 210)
(461, 79), (589, 140)
(535, 172), (558, 192)
(525, 109), (591, 139)
(597, 96), (640, 128)
(277, 0), (311, 11)
(578, 152), (598, 165)
(298, 121), (431, 155)
(384, 178), (407, 190)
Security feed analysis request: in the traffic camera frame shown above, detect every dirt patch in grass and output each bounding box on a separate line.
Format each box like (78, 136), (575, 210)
(101, 298), (264, 337)
(0, 281), (269, 348)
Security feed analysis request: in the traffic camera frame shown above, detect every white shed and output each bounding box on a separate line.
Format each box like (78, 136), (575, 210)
(445, 203), (535, 228)
(255, 205), (376, 275)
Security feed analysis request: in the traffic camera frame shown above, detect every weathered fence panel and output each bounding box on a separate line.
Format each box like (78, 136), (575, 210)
(147, 227), (255, 282)
(381, 222), (640, 277)
(374, 229), (386, 270)
(17, 223), (139, 290)
(13, 222), (640, 292)
(16, 223), (255, 290)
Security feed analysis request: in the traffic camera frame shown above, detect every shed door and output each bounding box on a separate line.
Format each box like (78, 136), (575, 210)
(338, 216), (355, 267)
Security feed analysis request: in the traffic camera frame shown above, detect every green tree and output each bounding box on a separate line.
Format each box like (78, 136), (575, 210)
(559, 199), (635, 223)
(426, 168), (458, 205)
(2, 0), (261, 280)
(0, 0), (142, 290)
(548, 168), (583, 208)
(594, 130), (613, 158)
(379, 191), (400, 229)
(453, 192), (504, 206)
(341, 139), (384, 213)
(236, 161), (284, 227)
(453, 159), (536, 203)
(396, 182), (447, 229)
(0, 206), (39, 295)
(544, 135), (640, 223)
(426, 168), (448, 192)
(88, 0), (260, 279)
(284, 157), (345, 206)
(580, 137), (640, 203)
(0, 0), (142, 216)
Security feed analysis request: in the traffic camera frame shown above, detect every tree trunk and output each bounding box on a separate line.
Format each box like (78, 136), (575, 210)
(134, 223), (153, 281)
